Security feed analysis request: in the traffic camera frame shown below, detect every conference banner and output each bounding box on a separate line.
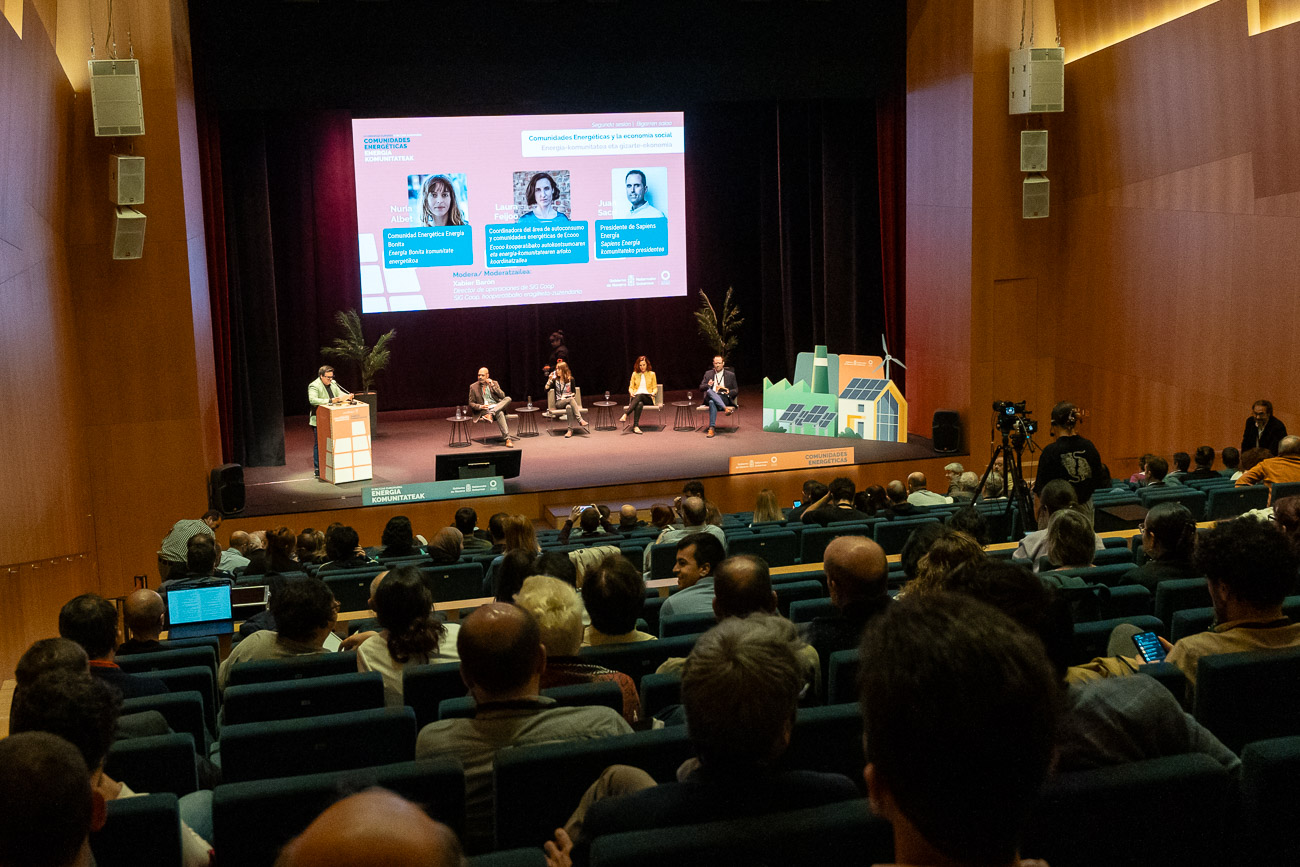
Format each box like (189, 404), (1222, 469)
(362, 477), (505, 506)
(728, 448), (853, 475)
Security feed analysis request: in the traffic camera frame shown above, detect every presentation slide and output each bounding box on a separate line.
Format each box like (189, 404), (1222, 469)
(167, 586), (233, 625)
(352, 111), (687, 312)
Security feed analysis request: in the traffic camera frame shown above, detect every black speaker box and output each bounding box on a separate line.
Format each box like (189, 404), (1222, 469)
(932, 410), (962, 454)
(209, 463), (245, 516)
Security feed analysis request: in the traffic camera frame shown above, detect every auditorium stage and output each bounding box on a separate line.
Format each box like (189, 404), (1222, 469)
(242, 402), (942, 518)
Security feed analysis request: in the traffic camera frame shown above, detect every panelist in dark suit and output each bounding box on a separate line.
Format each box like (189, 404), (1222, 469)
(1241, 399), (1287, 455)
(699, 355), (738, 438)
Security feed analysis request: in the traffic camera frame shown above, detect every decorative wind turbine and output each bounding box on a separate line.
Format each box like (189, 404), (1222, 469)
(881, 335), (907, 381)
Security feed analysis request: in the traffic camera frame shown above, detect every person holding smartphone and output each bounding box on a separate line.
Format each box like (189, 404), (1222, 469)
(546, 361), (588, 438)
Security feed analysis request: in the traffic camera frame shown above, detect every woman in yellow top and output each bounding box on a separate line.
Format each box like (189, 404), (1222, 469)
(620, 355), (658, 434)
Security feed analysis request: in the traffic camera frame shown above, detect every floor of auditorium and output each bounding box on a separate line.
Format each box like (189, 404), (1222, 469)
(243, 403), (941, 517)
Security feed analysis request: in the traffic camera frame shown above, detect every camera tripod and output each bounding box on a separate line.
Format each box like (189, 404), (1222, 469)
(975, 423), (1038, 539)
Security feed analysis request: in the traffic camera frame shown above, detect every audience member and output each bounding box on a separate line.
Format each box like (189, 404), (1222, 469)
(857, 593), (1059, 867)
(457, 507), (493, 552)
(0, 732), (104, 867)
(906, 472), (952, 506)
(275, 788), (462, 867)
(414, 603), (631, 852)
(788, 480), (828, 523)
(1237, 446), (1272, 480)
(752, 488), (784, 525)
(616, 504), (645, 531)
(514, 575), (641, 724)
(356, 567), (459, 707)
(1220, 446), (1241, 479)
(854, 484), (888, 517)
(1034, 401), (1108, 515)
(558, 505), (616, 544)
(117, 589), (165, 655)
(425, 527), (464, 567)
(907, 530), (984, 594)
(884, 480), (921, 518)
(949, 471), (980, 503)
(943, 462), (965, 494)
(162, 533), (235, 590)
(534, 550), (581, 586)
(217, 577), (337, 691)
(217, 534), (250, 573)
(374, 515), (420, 559)
(1169, 451), (1191, 482)
(294, 530), (325, 566)
(800, 477), (871, 526)
(1183, 446), (1218, 480)
(159, 510), (222, 570)
(1012, 479), (1103, 569)
(549, 615), (859, 864)
(493, 549), (536, 602)
(486, 512), (509, 554)
(1118, 502), (1199, 591)
(1235, 434), (1300, 498)
(9, 672), (214, 865)
(58, 594), (168, 698)
(898, 521), (946, 583)
(581, 554), (654, 645)
(649, 503), (675, 532)
(15, 637), (88, 689)
(1045, 508), (1097, 570)
(644, 497), (727, 579)
(658, 533), (727, 619)
(1272, 496), (1300, 550)
(805, 536), (890, 667)
(946, 505), (989, 545)
(243, 526), (301, 576)
(318, 525), (375, 572)
(1143, 455), (1177, 487)
(1128, 454), (1153, 487)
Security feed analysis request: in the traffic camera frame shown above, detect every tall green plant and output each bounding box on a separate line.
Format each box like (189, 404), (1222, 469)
(321, 309), (395, 393)
(694, 287), (744, 361)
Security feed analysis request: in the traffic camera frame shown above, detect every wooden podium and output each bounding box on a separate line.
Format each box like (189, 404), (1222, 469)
(317, 402), (373, 484)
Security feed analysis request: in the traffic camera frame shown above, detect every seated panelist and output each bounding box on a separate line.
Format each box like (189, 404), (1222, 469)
(699, 355), (738, 439)
(620, 355), (657, 435)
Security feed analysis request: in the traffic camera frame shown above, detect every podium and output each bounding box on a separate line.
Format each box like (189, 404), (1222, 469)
(317, 402), (373, 484)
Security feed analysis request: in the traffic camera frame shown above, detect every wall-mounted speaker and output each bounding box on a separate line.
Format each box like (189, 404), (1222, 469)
(88, 59), (145, 137)
(1023, 174), (1050, 219)
(109, 155), (145, 205)
(1009, 47), (1065, 114)
(932, 410), (962, 454)
(1020, 130), (1048, 172)
(112, 207), (146, 259)
(209, 464), (245, 516)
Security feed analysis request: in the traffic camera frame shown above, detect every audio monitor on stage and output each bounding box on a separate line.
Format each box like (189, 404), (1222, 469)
(436, 449), (522, 482)
(208, 463), (246, 516)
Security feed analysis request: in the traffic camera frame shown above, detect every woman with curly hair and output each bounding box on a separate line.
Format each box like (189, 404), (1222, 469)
(357, 566), (459, 707)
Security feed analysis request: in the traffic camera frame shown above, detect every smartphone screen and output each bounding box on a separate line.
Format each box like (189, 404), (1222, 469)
(793, 500), (802, 508)
(323, 632), (343, 652)
(1131, 630), (1165, 664)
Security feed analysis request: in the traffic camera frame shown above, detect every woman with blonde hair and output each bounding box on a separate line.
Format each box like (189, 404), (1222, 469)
(752, 488), (784, 525)
(484, 515), (542, 596)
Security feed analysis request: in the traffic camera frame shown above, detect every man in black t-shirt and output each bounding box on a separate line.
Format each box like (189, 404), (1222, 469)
(1032, 401), (1107, 507)
(801, 477), (872, 526)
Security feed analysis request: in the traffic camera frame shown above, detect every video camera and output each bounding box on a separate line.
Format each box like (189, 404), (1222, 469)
(992, 401), (1038, 437)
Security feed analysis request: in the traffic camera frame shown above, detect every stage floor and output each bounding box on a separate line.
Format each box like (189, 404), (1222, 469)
(244, 401), (941, 517)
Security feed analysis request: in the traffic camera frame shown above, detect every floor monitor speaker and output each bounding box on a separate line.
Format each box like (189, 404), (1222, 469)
(209, 464), (245, 516)
(932, 410), (962, 454)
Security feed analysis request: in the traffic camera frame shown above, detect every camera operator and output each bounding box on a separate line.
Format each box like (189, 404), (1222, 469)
(1032, 401), (1108, 521)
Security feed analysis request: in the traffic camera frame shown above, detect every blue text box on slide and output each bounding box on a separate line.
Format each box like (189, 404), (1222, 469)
(383, 226), (474, 268)
(362, 477), (505, 506)
(594, 218), (668, 259)
(484, 223), (590, 268)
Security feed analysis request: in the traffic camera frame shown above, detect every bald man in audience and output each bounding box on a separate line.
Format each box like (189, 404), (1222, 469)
(1236, 434), (1300, 498)
(0, 732), (105, 867)
(656, 554), (821, 699)
(415, 603), (631, 853)
(59, 594), (169, 699)
(884, 480), (921, 518)
(276, 788), (462, 867)
(117, 589), (166, 655)
(617, 504), (645, 531)
(906, 472), (953, 506)
(804, 536), (891, 669)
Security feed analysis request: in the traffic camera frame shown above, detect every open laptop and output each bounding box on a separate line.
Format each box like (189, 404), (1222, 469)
(165, 584), (234, 639)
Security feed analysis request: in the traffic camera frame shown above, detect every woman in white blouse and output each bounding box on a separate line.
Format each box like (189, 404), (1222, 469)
(357, 566), (459, 707)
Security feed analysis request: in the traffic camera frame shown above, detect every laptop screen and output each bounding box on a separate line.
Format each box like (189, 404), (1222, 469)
(167, 585), (233, 626)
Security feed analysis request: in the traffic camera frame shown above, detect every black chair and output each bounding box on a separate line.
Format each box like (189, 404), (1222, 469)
(727, 530), (798, 567)
(91, 793), (183, 867)
(1137, 487), (1208, 520)
(1194, 646), (1300, 753)
(1170, 606), (1215, 642)
(1240, 736), (1300, 864)
(786, 703), (864, 785)
(579, 633), (699, 685)
(824, 651), (860, 705)
(1071, 615), (1164, 664)
(155, 635), (222, 655)
(788, 596), (838, 624)
(872, 517), (940, 556)
(639, 671), (682, 718)
(421, 562), (487, 602)
(1022, 754), (1231, 867)
(225, 650), (360, 687)
(659, 611), (715, 638)
(1269, 481), (1300, 503)
(646, 542), (677, 580)
(587, 799), (889, 867)
(1153, 578), (1211, 630)
(220, 707), (418, 783)
(799, 523), (872, 564)
(439, 680), (624, 720)
(773, 580), (826, 616)
(1205, 484), (1269, 520)
(322, 571), (382, 611)
(151, 665), (217, 736)
(104, 733), (198, 796)
(492, 727), (694, 850)
(222, 671), (385, 727)
(116, 645), (217, 677)
(1104, 584), (1153, 618)
(120, 690), (208, 753)
(403, 660), (469, 730)
(213, 759), (465, 867)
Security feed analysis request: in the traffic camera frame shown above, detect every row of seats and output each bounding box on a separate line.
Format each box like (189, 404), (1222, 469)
(94, 725), (1300, 865)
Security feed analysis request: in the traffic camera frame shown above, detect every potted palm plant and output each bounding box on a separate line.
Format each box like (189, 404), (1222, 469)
(694, 287), (743, 360)
(322, 309), (395, 433)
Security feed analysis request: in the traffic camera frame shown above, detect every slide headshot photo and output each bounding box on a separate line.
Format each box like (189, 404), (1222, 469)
(408, 173), (470, 227)
(515, 170), (571, 223)
(615, 167), (667, 219)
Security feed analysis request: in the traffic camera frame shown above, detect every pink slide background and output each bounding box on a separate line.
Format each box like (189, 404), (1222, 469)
(353, 111), (687, 312)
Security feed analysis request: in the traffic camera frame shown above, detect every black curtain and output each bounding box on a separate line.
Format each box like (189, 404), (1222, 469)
(210, 100), (893, 466)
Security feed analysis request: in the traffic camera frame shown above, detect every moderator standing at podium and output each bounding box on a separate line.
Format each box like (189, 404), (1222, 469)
(308, 365), (352, 477)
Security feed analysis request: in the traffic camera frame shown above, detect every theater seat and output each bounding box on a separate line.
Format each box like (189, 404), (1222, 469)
(872, 517), (940, 556)
(1153, 578), (1211, 631)
(219, 707), (417, 783)
(587, 798), (890, 867)
(91, 793), (183, 867)
(121, 691), (208, 755)
(213, 758), (465, 866)
(225, 650), (360, 687)
(1194, 646), (1300, 753)
(1240, 736), (1300, 864)
(1205, 485), (1269, 520)
(727, 530), (798, 567)
(403, 661), (468, 730)
(104, 733), (198, 796)
(116, 645), (217, 678)
(438, 680), (624, 720)
(221, 671), (385, 727)
(659, 611), (715, 638)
